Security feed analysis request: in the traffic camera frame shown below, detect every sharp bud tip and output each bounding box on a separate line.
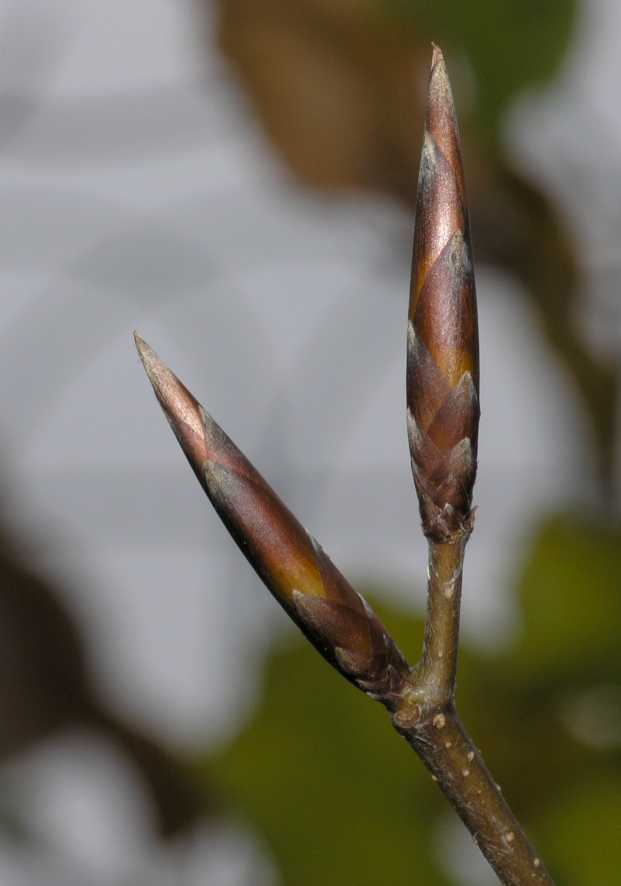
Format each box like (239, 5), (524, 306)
(133, 329), (153, 366)
(133, 332), (209, 465)
(424, 42), (459, 147)
(133, 331), (165, 388)
(132, 330), (173, 395)
(428, 42), (453, 102)
(430, 43), (444, 69)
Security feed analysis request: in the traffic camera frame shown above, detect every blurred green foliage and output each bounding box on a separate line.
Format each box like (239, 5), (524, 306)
(202, 512), (621, 884)
(538, 777), (621, 883)
(512, 515), (621, 683)
(384, 0), (578, 134)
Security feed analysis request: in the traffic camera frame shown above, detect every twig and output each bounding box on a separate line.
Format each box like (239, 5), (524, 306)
(393, 539), (549, 884)
(397, 46), (553, 884)
(417, 539), (466, 704)
(133, 45), (555, 886)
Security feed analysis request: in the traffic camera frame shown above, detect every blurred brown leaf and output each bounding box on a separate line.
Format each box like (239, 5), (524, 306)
(213, 0), (428, 198)
(200, 0), (617, 495)
(0, 512), (214, 839)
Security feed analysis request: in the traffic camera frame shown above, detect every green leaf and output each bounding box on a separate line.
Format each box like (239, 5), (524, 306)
(511, 514), (621, 684)
(209, 602), (451, 886)
(536, 777), (621, 884)
(383, 0), (578, 132)
(197, 523), (621, 884)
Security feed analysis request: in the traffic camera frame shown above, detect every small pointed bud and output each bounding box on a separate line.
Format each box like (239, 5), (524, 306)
(135, 334), (410, 708)
(407, 46), (480, 543)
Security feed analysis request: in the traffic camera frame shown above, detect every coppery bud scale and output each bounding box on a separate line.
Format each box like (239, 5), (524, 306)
(407, 46), (480, 543)
(134, 334), (410, 709)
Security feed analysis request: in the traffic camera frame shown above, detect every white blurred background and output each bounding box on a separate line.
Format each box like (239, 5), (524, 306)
(0, 1), (619, 883)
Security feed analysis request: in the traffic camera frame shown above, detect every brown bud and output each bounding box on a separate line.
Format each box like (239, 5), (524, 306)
(134, 334), (410, 708)
(407, 46), (480, 543)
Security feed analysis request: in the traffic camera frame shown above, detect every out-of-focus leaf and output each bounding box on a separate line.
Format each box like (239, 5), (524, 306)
(212, 0), (427, 198)
(535, 777), (621, 885)
(470, 167), (619, 495)
(203, 600), (565, 883)
(201, 513), (621, 883)
(209, 602), (451, 886)
(207, 0), (618, 495)
(0, 528), (212, 838)
(212, 0), (577, 190)
(384, 1), (577, 132)
(511, 514), (621, 683)
(460, 512), (621, 817)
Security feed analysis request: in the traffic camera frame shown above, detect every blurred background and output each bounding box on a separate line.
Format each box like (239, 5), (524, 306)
(0, 1), (619, 883)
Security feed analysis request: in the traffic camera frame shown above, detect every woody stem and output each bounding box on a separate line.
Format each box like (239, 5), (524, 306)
(391, 537), (555, 885)
(394, 707), (552, 886)
(418, 539), (465, 704)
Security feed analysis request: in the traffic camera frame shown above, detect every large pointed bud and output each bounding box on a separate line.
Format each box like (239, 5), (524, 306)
(407, 46), (480, 543)
(134, 334), (410, 709)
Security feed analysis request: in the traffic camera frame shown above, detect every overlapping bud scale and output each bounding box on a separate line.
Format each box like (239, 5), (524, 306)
(135, 334), (410, 709)
(407, 47), (480, 543)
